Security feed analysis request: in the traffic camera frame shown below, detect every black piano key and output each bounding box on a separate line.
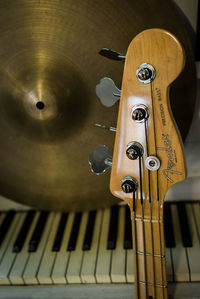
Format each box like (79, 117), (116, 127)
(52, 213), (68, 252)
(82, 210), (96, 251)
(13, 210), (36, 253)
(164, 203), (175, 248)
(0, 210), (16, 246)
(107, 205), (119, 250)
(124, 205), (133, 249)
(177, 203), (192, 247)
(67, 212), (82, 251)
(28, 211), (49, 252)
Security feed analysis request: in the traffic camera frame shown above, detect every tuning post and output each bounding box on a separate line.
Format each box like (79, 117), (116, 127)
(136, 63), (156, 84)
(126, 141), (144, 160)
(99, 48), (126, 61)
(89, 145), (112, 175)
(95, 123), (116, 133)
(121, 176), (138, 193)
(145, 156), (160, 171)
(96, 77), (121, 107)
(131, 104), (149, 122)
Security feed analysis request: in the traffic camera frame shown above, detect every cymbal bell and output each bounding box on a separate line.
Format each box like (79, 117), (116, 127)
(0, 0), (196, 211)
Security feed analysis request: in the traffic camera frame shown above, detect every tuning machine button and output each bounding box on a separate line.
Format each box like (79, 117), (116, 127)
(96, 77), (121, 107)
(89, 145), (112, 175)
(99, 48), (126, 61)
(121, 176), (138, 194)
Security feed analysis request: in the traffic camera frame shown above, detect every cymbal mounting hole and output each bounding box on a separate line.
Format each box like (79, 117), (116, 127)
(36, 101), (45, 110)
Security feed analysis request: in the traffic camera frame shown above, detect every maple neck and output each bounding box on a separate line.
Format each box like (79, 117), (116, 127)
(130, 203), (167, 299)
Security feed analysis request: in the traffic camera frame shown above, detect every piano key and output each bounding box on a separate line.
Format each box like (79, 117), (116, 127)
(177, 203), (192, 247)
(165, 248), (174, 282)
(13, 210), (35, 253)
(37, 213), (61, 284)
(164, 203), (175, 248)
(192, 203), (200, 240)
(28, 211), (49, 252)
(124, 205), (132, 250)
(0, 213), (26, 285)
(170, 204), (190, 281)
(0, 213), (20, 262)
(95, 208), (112, 283)
(126, 249), (134, 282)
(185, 204), (200, 281)
(111, 206), (126, 282)
(9, 212), (40, 285)
(23, 212), (54, 285)
(107, 205), (119, 250)
(67, 212), (82, 251)
(66, 212), (88, 283)
(0, 210), (16, 246)
(82, 210), (96, 251)
(52, 213), (68, 252)
(51, 213), (74, 284)
(81, 210), (102, 283)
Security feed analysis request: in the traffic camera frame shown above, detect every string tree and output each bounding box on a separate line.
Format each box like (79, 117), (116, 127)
(96, 77), (121, 107)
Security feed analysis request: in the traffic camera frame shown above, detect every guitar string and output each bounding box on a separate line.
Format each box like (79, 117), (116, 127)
(150, 81), (166, 299)
(138, 155), (148, 299)
(132, 190), (140, 299)
(144, 119), (157, 299)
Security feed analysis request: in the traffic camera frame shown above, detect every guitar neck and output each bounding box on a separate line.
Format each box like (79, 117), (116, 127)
(130, 203), (168, 299)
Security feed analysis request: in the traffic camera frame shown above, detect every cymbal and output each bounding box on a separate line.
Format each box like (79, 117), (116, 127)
(0, 0), (196, 211)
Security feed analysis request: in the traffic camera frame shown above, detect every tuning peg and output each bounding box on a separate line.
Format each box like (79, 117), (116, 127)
(99, 48), (126, 61)
(96, 77), (121, 107)
(89, 145), (112, 175)
(94, 123), (116, 133)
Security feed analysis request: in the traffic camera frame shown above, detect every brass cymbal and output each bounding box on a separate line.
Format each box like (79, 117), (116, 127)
(0, 0), (196, 211)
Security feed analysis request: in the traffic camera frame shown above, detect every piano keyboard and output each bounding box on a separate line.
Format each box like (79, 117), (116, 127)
(0, 203), (199, 286)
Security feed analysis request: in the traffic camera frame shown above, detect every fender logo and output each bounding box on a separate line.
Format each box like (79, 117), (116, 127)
(157, 134), (182, 183)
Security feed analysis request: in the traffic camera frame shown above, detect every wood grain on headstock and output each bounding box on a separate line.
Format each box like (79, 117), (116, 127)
(110, 28), (186, 219)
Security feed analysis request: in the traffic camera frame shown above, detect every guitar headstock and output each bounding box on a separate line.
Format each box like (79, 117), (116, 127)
(110, 28), (186, 218)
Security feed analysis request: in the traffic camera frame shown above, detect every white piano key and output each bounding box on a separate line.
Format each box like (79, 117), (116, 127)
(37, 213), (61, 284)
(0, 213), (26, 285)
(165, 248), (173, 282)
(95, 208), (111, 283)
(126, 249), (134, 283)
(51, 213), (74, 284)
(66, 212), (88, 283)
(23, 212), (54, 285)
(9, 211), (40, 285)
(0, 213), (20, 262)
(170, 204), (190, 281)
(81, 210), (102, 283)
(111, 206), (126, 283)
(185, 203), (200, 281)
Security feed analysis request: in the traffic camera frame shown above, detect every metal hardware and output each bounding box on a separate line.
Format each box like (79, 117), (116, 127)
(132, 104), (149, 122)
(136, 63), (156, 84)
(94, 123), (116, 132)
(126, 141), (144, 160)
(145, 156), (160, 171)
(99, 48), (126, 61)
(121, 176), (138, 193)
(89, 145), (112, 175)
(96, 77), (121, 107)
